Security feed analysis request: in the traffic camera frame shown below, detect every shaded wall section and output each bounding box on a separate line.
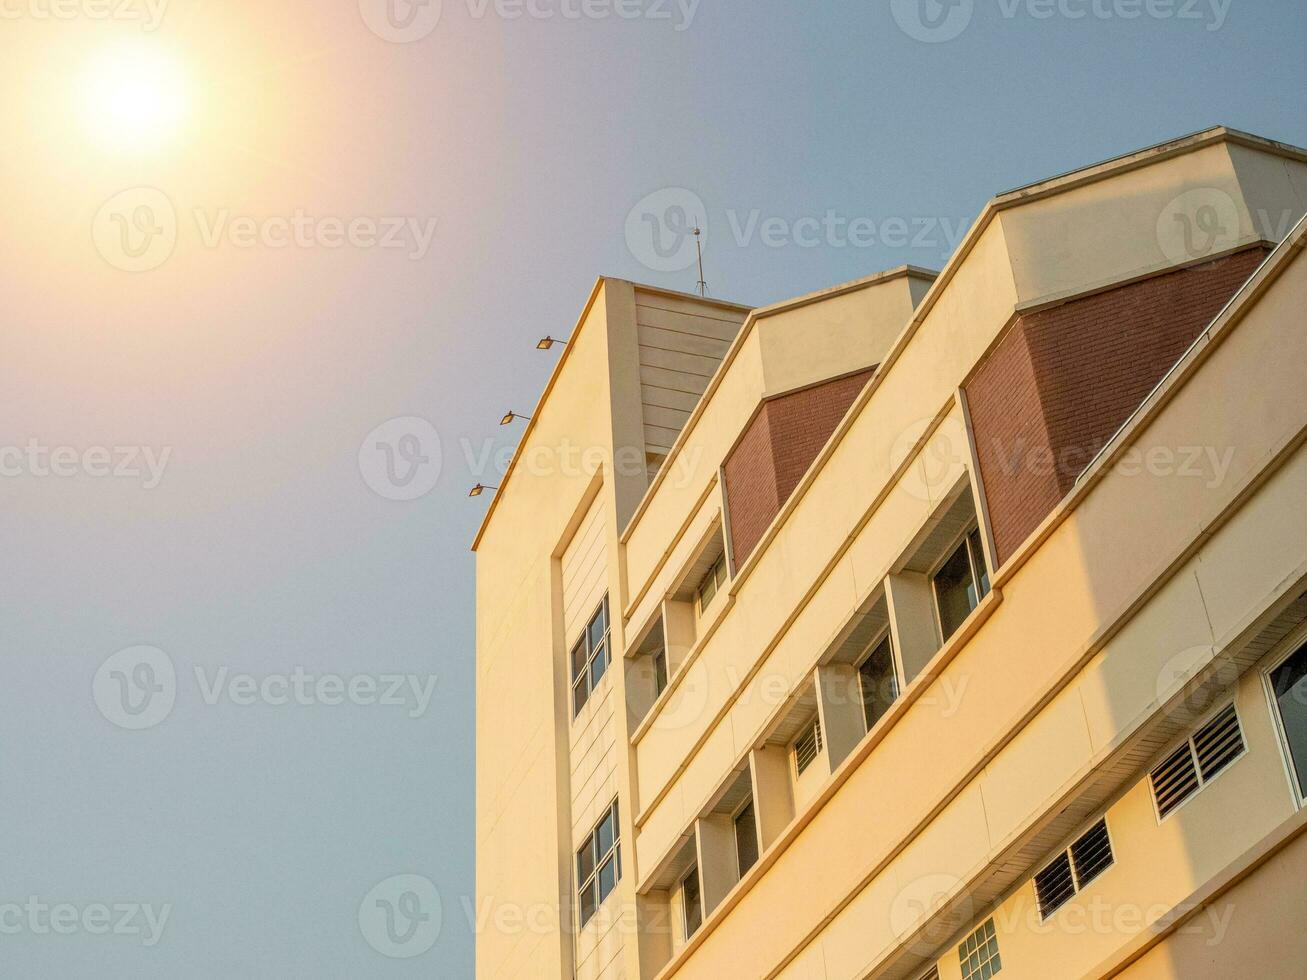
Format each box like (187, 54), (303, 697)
(724, 369), (874, 569)
(966, 246), (1270, 565)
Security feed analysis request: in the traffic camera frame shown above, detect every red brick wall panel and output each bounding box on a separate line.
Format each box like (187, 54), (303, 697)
(724, 370), (874, 569)
(967, 247), (1269, 566)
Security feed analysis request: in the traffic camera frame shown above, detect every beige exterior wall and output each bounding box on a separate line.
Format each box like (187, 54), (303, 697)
(474, 128), (1307, 980)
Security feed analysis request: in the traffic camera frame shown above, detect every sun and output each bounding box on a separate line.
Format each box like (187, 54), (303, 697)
(79, 42), (190, 154)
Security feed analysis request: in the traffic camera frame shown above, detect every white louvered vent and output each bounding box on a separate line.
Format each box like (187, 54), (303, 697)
(794, 717), (823, 776)
(1149, 703), (1246, 820)
(917, 967), (941, 980)
(1194, 703), (1245, 780)
(1033, 851), (1075, 919)
(1033, 817), (1115, 919)
(1150, 742), (1199, 819)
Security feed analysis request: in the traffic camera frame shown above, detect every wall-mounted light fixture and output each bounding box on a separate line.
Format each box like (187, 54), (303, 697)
(469, 484), (499, 498)
(499, 411), (532, 427)
(537, 336), (567, 351)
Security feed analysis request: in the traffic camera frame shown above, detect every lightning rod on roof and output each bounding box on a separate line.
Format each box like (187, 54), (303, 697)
(693, 222), (708, 298)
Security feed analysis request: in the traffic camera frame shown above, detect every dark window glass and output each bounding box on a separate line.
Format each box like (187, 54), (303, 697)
(589, 639), (608, 689)
(571, 639), (587, 682)
(859, 636), (899, 732)
(573, 675), (589, 714)
(577, 839), (595, 885)
(1271, 643), (1307, 798)
(682, 867), (702, 937)
(598, 852), (617, 902)
(968, 528), (991, 600)
(588, 602), (607, 651)
(653, 650), (668, 696)
(596, 807), (616, 857)
(579, 880), (597, 925)
(734, 800), (759, 876)
(934, 538), (979, 641)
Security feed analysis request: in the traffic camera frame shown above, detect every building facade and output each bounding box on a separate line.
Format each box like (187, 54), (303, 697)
(473, 127), (1307, 980)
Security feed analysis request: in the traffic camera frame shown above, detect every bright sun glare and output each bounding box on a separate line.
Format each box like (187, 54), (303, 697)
(80, 43), (189, 154)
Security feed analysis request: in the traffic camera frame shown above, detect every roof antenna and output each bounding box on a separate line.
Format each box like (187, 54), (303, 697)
(693, 221), (708, 297)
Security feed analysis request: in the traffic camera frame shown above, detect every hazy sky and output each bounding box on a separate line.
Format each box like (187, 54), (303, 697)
(1, 0), (1304, 976)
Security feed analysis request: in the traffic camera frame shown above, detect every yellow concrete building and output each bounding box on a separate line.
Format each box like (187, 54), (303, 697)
(473, 127), (1307, 980)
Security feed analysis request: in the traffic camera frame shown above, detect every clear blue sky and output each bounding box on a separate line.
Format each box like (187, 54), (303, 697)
(0, 0), (1304, 976)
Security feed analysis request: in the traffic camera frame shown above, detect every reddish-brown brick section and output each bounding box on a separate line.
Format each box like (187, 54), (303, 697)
(724, 370), (874, 569)
(967, 246), (1269, 566)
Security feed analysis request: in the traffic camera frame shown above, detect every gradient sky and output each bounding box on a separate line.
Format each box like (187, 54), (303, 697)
(1, 0), (1304, 976)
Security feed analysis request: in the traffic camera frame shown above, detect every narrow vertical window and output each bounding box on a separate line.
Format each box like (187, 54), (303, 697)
(681, 866), (703, 938)
(858, 635), (899, 732)
(933, 528), (990, 642)
(576, 799), (621, 928)
(571, 596), (610, 716)
(734, 799), (759, 877)
(1270, 642), (1307, 799)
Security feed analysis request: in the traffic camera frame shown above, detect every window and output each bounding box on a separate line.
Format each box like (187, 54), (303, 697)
(958, 918), (1002, 980)
(1148, 702), (1246, 820)
(858, 635), (899, 732)
(697, 553), (727, 613)
(571, 597), (611, 715)
(680, 865), (703, 938)
(793, 716), (824, 777)
(576, 799), (621, 928)
(734, 798), (759, 877)
(1269, 641), (1307, 800)
(918, 968), (941, 980)
(933, 527), (991, 642)
(1032, 817), (1114, 920)
(653, 648), (669, 698)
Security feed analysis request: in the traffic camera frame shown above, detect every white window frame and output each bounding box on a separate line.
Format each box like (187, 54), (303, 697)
(570, 596), (611, 717)
(1030, 814), (1115, 921)
(855, 627), (901, 735)
(1148, 698), (1248, 824)
(575, 798), (621, 930)
(696, 551), (728, 614)
(1261, 623), (1307, 808)
(732, 795), (759, 879)
(929, 523), (991, 643)
(678, 864), (702, 941)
